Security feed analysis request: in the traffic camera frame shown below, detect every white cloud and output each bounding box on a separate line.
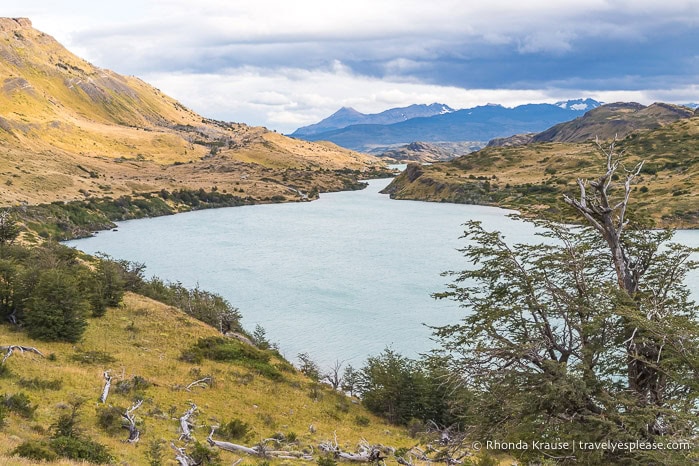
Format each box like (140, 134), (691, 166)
(141, 65), (695, 133)
(3, 0), (698, 131)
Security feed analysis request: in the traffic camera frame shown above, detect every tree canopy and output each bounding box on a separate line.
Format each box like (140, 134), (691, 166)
(433, 142), (699, 464)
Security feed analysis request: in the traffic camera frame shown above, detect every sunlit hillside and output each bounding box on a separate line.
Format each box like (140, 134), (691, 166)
(383, 114), (699, 228)
(0, 291), (419, 465)
(0, 17), (386, 207)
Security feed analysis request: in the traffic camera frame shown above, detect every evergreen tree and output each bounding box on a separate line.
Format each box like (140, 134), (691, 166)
(24, 270), (89, 342)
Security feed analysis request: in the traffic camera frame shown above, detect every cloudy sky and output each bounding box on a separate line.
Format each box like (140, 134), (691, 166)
(4, 0), (699, 132)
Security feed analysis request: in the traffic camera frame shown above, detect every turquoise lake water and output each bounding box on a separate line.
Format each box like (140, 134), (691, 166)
(65, 178), (699, 368)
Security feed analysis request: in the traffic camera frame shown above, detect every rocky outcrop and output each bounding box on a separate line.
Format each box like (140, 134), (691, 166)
(0, 17), (32, 32)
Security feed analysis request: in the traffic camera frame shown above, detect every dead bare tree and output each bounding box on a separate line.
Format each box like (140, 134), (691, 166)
(563, 137), (645, 293)
(318, 433), (386, 463)
(99, 370), (112, 403)
(121, 400), (143, 443)
(0, 345), (43, 364)
(207, 427), (314, 460)
(323, 359), (344, 390)
(562, 137), (689, 431)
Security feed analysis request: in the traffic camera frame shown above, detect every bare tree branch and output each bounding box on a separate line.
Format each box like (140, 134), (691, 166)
(178, 403), (197, 441)
(0, 345), (44, 364)
(122, 400), (143, 443)
(185, 377), (212, 391)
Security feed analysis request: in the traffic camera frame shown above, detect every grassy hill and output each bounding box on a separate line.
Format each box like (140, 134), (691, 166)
(0, 17), (387, 210)
(383, 111), (699, 228)
(0, 291), (416, 465)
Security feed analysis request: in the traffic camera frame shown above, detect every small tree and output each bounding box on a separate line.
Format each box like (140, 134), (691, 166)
(323, 359), (344, 390)
(297, 352), (321, 381)
(341, 365), (360, 396)
(434, 142), (699, 464)
(86, 256), (127, 317)
(0, 210), (20, 245)
(24, 270), (89, 342)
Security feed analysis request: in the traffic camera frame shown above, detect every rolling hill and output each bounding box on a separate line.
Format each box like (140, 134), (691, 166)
(382, 106), (699, 228)
(0, 18), (386, 209)
(487, 102), (696, 147)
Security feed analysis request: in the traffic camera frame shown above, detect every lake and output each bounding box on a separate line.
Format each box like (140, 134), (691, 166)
(65, 178), (699, 368)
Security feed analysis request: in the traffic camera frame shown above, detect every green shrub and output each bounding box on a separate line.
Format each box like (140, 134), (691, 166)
(114, 375), (152, 395)
(189, 440), (222, 465)
(317, 455), (338, 466)
(96, 405), (125, 435)
(354, 415), (370, 426)
(217, 418), (251, 441)
(24, 270), (89, 342)
(50, 435), (113, 463)
(181, 337), (281, 380)
(3, 392), (36, 418)
(12, 440), (58, 461)
(18, 377), (63, 391)
(146, 439), (165, 466)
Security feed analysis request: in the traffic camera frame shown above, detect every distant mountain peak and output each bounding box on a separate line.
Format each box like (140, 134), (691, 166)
(555, 98), (602, 111)
(291, 102), (454, 137)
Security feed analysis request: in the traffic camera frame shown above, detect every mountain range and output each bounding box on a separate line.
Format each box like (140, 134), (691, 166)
(488, 102), (696, 147)
(291, 103), (454, 137)
(290, 99), (601, 152)
(382, 101), (699, 228)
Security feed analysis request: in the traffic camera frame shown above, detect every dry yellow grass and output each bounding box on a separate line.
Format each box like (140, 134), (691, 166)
(385, 138), (699, 228)
(0, 292), (415, 464)
(1, 18), (386, 208)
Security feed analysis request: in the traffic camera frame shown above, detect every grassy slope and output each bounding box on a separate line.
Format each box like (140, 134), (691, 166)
(0, 18), (386, 207)
(383, 118), (699, 228)
(0, 293), (414, 465)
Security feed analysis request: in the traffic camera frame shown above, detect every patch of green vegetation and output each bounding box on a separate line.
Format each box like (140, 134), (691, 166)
(70, 350), (116, 365)
(181, 337), (283, 380)
(20, 188), (251, 241)
(18, 377), (63, 391)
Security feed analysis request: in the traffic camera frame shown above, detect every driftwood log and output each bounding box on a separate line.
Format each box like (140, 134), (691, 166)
(1, 345), (44, 364)
(122, 400), (143, 443)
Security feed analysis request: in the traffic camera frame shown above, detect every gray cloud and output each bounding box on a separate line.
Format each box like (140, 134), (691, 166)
(3, 0), (698, 131)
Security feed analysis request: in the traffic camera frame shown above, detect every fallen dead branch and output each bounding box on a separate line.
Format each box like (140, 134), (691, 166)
(122, 400), (143, 443)
(318, 434), (386, 462)
(207, 427), (314, 460)
(1, 345), (44, 364)
(185, 376), (212, 391)
(171, 442), (195, 466)
(179, 403), (197, 441)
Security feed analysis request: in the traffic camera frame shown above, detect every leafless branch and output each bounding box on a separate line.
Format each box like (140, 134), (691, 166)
(0, 345), (44, 364)
(122, 400), (143, 443)
(179, 403), (197, 441)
